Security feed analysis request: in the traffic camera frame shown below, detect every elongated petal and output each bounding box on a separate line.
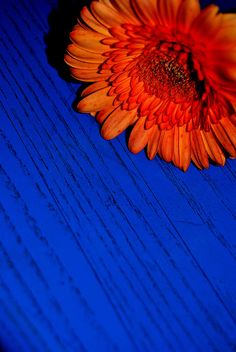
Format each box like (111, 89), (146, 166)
(173, 126), (191, 171)
(191, 130), (209, 169)
(96, 105), (120, 124)
(111, 0), (139, 23)
(81, 81), (109, 97)
(172, 126), (180, 168)
(66, 44), (104, 63)
(222, 13), (236, 25)
(64, 55), (100, 69)
(77, 87), (114, 112)
(128, 116), (154, 154)
(190, 5), (222, 42)
(177, 0), (201, 33)
(101, 107), (137, 139)
(217, 118), (236, 157)
(147, 126), (161, 160)
(70, 28), (107, 52)
(91, 2), (129, 28)
(80, 6), (110, 35)
(132, 0), (158, 25)
(157, 0), (182, 27)
(214, 25), (236, 48)
(201, 130), (225, 166)
(70, 68), (109, 82)
(158, 128), (175, 163)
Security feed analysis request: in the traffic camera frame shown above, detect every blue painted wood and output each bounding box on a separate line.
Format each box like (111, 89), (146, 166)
(0, 0), (235, 351)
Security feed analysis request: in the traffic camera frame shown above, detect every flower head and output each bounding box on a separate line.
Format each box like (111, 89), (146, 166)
(65, 0), (236, 170)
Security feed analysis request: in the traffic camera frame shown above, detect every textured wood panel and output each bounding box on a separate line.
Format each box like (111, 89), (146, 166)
(0, 0), (236, 351)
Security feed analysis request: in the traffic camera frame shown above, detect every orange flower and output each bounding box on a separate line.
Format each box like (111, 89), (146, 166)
(65, 0), (236, 171)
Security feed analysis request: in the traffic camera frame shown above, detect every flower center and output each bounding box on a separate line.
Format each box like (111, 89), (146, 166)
(138, 42), (204, 104)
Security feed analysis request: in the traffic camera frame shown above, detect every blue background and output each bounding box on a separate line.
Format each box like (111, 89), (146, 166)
(0, 0), (236, 351)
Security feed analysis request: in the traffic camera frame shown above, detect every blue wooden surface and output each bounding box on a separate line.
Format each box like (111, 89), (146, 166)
(0, 0), (236, 351)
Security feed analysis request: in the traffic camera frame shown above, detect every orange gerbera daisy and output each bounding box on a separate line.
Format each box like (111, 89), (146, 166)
(65, 0), (236, 171)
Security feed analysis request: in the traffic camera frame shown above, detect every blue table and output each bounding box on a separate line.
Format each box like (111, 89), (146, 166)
(0, 0), (235, 350)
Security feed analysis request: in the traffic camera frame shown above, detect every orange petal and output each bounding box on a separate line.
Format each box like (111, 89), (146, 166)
(172, 126), (179, 168)
(66, 44), (104, 63)
(200, 130), (225, 166)
(77, 87), (114, 112)
(214, 25), (236, 48)
(190, 5), (222, 42)
(111, 0), (139, 24)
(208, 65), (236, 90)
(64, 55), (100, 70)
(139, 96), (156, 117)
(80, 6), (110, 35)
(205, 55), (236, 89)
(221, 13), (236, 28)
(70, 28), (107, 53)
(81, 81), (109, 97)
(157, 0), (182, 27)
(96, 105), (120, 124)
(132, 0), (158, 25)
(190, 149), (204, 170)
(147, 126), (161, 160)
(179, 127), (191, 171)
(190, 129), (209, 169)
(172, 126), (191, 171)
(99, 0), (114, 7)
(91, 2), (128, 28)
(128, 116), (154, 154)
(101, 107), (137, 140)
(215, 118), (236, 157)
(70, 68), (109, 82)
(207, 49), (236, 66)
(158, 128), (175, 163)
(177, 0), (201, 33)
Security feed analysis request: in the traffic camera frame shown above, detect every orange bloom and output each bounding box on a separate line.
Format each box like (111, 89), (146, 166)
(65, 0), (236, 171)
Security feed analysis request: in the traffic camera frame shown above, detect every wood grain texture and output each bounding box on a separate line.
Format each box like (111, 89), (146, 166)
(0, 0), (235, 351)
